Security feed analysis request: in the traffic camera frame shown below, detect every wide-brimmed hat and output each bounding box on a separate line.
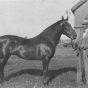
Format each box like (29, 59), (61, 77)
(82, 14), (88, 25)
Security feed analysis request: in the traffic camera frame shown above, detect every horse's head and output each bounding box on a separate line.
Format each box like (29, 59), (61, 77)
(61, 16), (77, 40)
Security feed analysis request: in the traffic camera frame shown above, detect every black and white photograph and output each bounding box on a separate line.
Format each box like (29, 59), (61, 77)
(0, 0), (88, 88)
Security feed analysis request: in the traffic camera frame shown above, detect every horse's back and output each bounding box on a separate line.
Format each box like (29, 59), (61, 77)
(0, 35), (27, 57)
(0, 35), (55, 60)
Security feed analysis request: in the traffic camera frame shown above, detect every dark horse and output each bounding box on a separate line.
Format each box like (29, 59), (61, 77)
(0, 16), (77, 85)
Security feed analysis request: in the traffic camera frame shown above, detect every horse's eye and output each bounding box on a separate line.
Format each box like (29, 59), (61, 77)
(64, 23), (67, 26)
(83, 30), (85, 33)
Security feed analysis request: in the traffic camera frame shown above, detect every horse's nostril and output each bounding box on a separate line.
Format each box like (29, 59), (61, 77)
(73, 34), (77, 39)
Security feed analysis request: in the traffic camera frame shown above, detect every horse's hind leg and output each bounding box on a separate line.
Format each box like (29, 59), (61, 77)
(42, 57), (50, 85)
(0, 54), (11, 84)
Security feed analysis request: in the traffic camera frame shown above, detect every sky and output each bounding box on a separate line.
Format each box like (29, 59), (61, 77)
(0, 0), (81, 39)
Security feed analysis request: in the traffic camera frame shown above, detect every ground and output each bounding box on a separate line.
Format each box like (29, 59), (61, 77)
(0, 45), (88, 88)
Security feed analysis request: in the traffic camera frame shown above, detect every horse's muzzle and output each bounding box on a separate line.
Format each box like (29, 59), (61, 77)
(71, 33), (77, 40)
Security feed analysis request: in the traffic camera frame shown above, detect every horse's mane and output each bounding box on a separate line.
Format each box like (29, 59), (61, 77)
(40, 20), (62, 36)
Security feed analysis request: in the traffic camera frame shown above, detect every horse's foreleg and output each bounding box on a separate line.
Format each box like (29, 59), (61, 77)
(42, 57), (50, 85)
(0, 60), (4, 84)
(77, 49), (79, 57)
(0, 54), (11, 84)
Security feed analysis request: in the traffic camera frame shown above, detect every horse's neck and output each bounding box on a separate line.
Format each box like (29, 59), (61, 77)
(40, 23), (62, 46)
(51, 27), (62, 46)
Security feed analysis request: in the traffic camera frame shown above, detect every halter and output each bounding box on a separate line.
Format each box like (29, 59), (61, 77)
(61, 21), (75, 48)
(61, 21), (65, 26)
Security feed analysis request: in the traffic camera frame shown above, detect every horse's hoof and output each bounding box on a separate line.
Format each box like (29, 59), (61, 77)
(0, 79), (4, 85)
(77, 53), (79, 57)
(43, 83), (46, 86)
(43, 80), (48, 86)
(43, 81), (50, 87)
(82, 77), (86, 84)
(0, 81), (3, 85)
(83, 79), (86, 84)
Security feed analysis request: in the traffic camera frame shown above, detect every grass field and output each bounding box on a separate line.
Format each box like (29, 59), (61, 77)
(0, 45), (88, 88)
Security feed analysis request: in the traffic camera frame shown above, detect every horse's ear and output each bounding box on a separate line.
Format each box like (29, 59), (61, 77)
(62, 16), (64, 21)
(66, 16), (69, 21)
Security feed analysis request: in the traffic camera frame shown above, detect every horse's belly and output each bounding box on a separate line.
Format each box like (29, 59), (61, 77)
(12, 43), (53, 60)
(13, 47), (40, 60)
(21, 52), (40, 60)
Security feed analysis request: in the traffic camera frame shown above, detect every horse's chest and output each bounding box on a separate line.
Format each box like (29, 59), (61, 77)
(36, 44), (52, 59)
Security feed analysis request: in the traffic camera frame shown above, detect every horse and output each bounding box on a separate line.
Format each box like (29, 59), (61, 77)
(0, 16), (77, 85)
